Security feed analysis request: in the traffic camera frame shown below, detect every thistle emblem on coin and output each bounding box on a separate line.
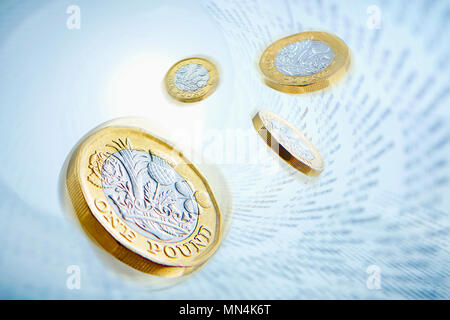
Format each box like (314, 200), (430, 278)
(87, 138), (199, 242)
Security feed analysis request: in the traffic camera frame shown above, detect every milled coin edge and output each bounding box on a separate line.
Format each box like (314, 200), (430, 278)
(66, 125), (223, 271)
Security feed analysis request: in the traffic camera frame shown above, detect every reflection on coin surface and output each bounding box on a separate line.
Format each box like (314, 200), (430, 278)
(259, 32), (350, 93)
(101, 150), (199, 243)
(66, 125), (222, 272)
(253, 110), (324, 176)
(165, 57), (218, 102)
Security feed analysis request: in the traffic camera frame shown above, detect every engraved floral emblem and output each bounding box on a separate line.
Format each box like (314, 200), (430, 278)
(274, 40), (334, 76)
(88, 138), (200, 242)
(267, 119), (315, 161)
(174, 64), (210, 92)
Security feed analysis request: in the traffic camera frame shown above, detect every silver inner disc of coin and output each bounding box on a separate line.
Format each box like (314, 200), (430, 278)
(266, 118), (315, 161)
(174, 63), (210, 92)
(274, 40), (334, 76)
(101, 149), (199, 242)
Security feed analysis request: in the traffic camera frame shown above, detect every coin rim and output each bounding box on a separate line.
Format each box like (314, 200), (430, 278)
(253, 110), (324, 176)
(165, 57), (219, 102)
(259, 32), (350, 87)
(263, 53), (350, 94)
(66, 125), (222, 269)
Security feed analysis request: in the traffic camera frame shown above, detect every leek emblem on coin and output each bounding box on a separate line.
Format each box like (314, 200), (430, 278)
(253, 110), (324, 176)
(165, 57), (218, 102)
(259, 32), (350, 93)
(67, 125), (221, 272)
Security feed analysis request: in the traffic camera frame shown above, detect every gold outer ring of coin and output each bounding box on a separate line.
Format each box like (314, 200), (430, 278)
(252, 110), (324, 177)
(66, 125), (222, 275)
(259, 31), (350, 92)
(165, 57), (219, 102)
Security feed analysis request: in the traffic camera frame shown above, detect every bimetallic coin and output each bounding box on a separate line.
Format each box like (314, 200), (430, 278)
(253, 110), (324, 176)
(174, 64), (209, 92)
(66, 125), (222, 273)
(165, 57), (218, 102)
(259, 32), (350, 93)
